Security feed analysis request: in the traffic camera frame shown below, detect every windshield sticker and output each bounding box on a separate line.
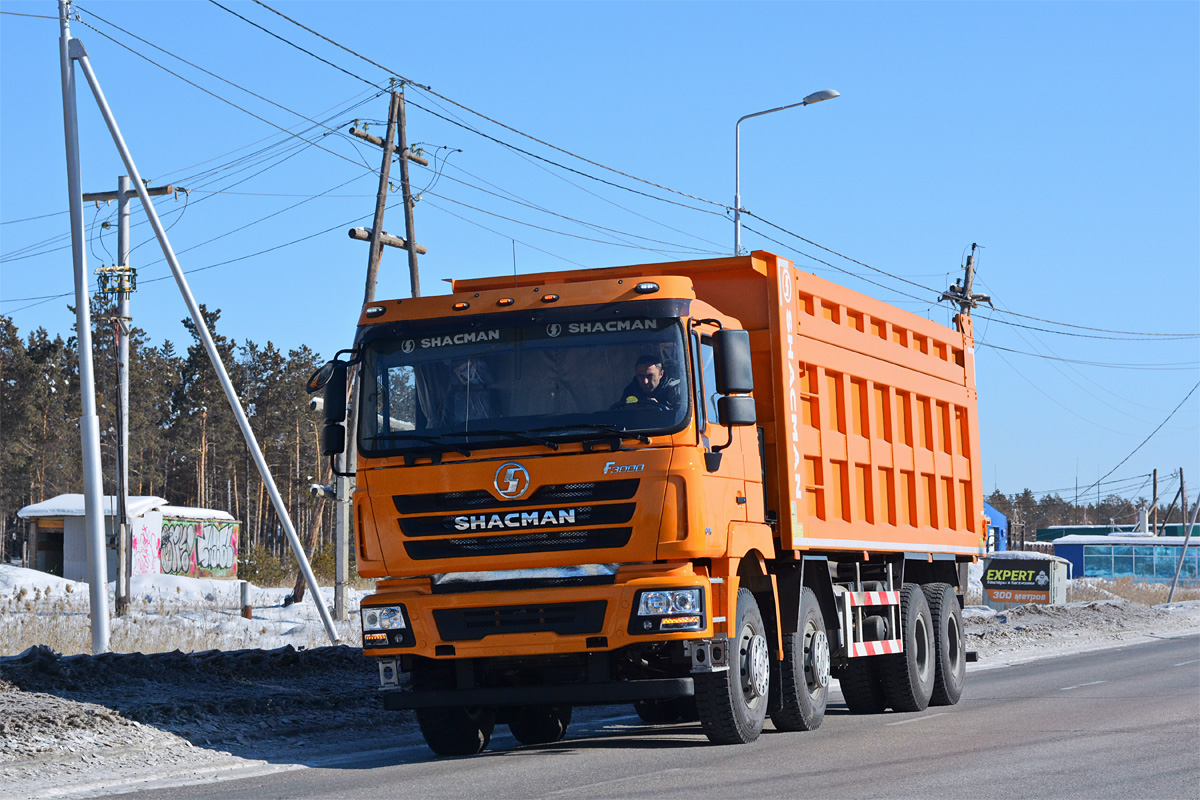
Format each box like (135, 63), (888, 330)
(568, 319), (658, 334)
(403, 330), (502, 350)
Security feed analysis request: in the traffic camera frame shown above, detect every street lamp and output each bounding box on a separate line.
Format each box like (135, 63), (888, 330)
(734, 89), (840, 255)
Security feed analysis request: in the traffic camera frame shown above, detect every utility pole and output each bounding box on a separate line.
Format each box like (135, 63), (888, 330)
(84, 179), (178, 617)
(60, 6), (339, 645)
(60, 0), (109, 653)
(335, 87), (428, 621)
(939, 243), (992, 318)
(1153, 468), (1158, 535)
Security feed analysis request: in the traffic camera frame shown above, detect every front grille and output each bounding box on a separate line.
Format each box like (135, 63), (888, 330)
(398, 502), (636, 537)
(431, 573), (617, 595)
(393, 479), (639, 514)
(404, 527), (632, 560)
(433, 601), (607, 641)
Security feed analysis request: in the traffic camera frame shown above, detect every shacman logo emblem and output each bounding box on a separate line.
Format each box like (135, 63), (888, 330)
(401, 339), (415, 353)
(494, 462), (530, 500)
(546, 324), (561, 337)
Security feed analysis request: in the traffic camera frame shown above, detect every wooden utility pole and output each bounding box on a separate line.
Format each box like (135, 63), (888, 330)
(323, 88), (429, 620)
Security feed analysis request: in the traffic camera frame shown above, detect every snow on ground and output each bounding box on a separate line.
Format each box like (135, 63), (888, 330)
(1, 564), (1198, 799)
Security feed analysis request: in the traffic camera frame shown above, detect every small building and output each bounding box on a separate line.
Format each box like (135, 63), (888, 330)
(984, 501), (1009, 552)
(1053, 533), (1198, 585)
(17, 494), (239, 582)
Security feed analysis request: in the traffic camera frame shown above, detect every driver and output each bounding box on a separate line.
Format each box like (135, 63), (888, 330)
(615, 354), (681, 411)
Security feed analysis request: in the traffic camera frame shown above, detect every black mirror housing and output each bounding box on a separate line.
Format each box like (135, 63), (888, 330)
(717, 395), (756, 427)
(713, 329), (754, 394)
(321, 422), (346, 456)
(322, 362), (348, 423)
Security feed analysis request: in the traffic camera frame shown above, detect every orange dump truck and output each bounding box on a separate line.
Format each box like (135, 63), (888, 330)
(313, 250), (985, 755)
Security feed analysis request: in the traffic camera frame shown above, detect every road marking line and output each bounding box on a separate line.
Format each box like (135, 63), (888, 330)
(886, 713), (947, 726)
(545, 768), (685, 795)
(1060, 680), (1106, 691)
(1174, 659), (1200, 667)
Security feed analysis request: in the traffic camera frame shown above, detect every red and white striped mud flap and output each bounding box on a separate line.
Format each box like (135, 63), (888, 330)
(844, 590), (900, 607)
(848, 638), (903, 657)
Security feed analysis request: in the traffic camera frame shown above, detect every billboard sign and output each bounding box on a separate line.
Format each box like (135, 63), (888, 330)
(981, 559), (1052, 604)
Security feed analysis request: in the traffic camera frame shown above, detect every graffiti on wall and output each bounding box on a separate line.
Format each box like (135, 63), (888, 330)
(158, 519), (239, 578)
(131, 522), (161, 575)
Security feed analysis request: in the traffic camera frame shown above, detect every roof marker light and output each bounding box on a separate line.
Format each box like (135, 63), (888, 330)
(541, 294), (560, 303)
(497, 298), (515, 307)
(634, 282), (660, 294)
(364, 306), (386, 317)
(453, 302), (470, 311)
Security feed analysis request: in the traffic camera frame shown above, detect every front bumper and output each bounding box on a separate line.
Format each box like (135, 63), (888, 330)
(382, 677), (694, 710)
(362, 566), (714, 659)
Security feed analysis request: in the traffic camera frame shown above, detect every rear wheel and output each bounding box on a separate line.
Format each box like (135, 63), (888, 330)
(695, 588), (770, 744)
(771, 587), (829, 731)
(923, 583), (966, 706)
(508, 704), (572, 745)
(879, 583), (935, 712)
(836, 657), (886, 714)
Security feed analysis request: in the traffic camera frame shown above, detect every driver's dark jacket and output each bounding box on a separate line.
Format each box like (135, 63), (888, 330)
(616, 375), (682, 410)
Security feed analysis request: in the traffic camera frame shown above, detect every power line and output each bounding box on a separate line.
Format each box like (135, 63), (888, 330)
(1077, 381), (1200, 501)
(976, 342), (1199, 370)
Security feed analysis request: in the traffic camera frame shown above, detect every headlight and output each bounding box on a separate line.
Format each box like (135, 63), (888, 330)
(637, 588), (701, 616)
(362, 605), (406, 631)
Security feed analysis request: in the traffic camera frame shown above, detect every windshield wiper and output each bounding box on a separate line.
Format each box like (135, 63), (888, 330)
(532, 423), (651, 444)
(374, 433), (471, 457)
(442, 429), (558, 451)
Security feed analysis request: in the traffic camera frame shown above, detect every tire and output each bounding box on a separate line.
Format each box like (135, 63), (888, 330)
(923, 583), (966, 706)
(412, 658), (496, 756)
(695, 588), (770, 744)
(508, 704), (572, 745)
(416, 705), (497, 756)
(879, 583), (935, 712)
(634, 699), (683, 724)
(836, 657), (886, 714)
(771, 587), (829, 731)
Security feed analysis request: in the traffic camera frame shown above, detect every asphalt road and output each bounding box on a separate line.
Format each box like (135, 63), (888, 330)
(124, 634), (1200, 800)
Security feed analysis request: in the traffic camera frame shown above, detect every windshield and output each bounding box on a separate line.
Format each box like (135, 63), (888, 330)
(358, 315), (691, 455)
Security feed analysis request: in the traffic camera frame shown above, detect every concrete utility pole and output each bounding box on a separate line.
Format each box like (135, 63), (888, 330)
(336, 88), (429, 621)
(59, 6), (339, 645)
(59, 0), (109, 654)
(83, 179), (179, 617)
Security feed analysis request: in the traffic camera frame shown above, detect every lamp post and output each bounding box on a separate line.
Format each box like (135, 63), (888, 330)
(734, 89), (840, 255)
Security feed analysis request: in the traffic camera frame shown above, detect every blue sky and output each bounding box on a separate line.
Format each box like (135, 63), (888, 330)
(1, 1), (1197, 509)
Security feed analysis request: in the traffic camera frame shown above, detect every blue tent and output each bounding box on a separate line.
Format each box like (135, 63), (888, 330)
(984, 501), (1009, 552)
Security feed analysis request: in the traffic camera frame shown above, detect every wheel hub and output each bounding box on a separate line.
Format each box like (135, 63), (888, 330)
(807, 630), (830, 688)
(746, 634), (770, 700)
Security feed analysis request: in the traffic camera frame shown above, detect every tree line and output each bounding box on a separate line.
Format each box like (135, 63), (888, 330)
(985, 487), (1181, 547)
(0, 299), (333, 575)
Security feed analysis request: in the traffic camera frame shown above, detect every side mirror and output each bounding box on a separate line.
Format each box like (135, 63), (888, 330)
(713, 329), (753, 394)
(321, 422), (346, 456)
(306, 361), (337, 394)
(322, 362), (348, 423)
(717, 395), (756, 427)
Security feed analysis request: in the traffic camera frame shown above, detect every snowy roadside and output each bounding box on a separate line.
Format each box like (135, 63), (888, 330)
(1, 564), (1199, 799)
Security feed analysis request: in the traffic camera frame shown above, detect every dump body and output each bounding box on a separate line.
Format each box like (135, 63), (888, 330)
(345, 250), (983, 753)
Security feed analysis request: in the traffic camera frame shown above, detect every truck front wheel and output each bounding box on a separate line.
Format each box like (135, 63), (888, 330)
(508, 704), (572, 745)
(695, 587), (769, 744)
(416, 705), (496, 756)
(771, 587), (829, 731)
